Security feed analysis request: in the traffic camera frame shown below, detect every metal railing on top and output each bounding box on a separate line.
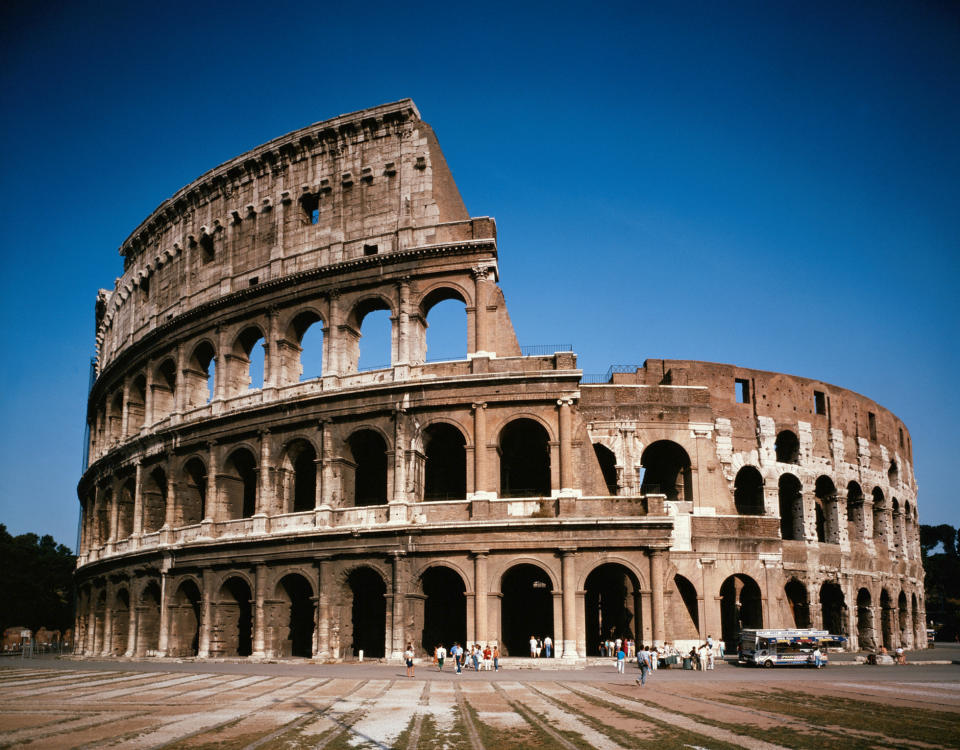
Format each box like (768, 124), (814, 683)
(581, 364), (643, 384)
(519, 344), (573, 357)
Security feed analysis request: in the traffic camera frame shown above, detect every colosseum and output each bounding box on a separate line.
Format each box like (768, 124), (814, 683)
(75, 99), (925, 662)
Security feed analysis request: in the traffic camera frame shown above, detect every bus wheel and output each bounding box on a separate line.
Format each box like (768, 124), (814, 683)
(763, 659), (774, 668)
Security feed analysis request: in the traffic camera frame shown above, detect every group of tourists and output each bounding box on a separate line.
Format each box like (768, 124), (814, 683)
(431, 642), (500, 673)
(687, 635), (722, 670)
(600, 637), (634, 658)
(528, 635), (553, 658)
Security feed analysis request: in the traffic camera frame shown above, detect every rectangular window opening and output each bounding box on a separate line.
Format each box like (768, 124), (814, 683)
(899, 427), (904, 449)
(814, 390), (826, 415)
(363, 244), (378, 256)
(248, 277), (259, 286)
(735, 378), (750, 404)
(868, 412), (877, 442)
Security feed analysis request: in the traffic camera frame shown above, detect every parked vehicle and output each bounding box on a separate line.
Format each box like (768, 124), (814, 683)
(738, 629), (847, 668)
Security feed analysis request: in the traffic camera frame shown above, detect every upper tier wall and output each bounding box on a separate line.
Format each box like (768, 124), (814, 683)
(96, 99), (480, 373)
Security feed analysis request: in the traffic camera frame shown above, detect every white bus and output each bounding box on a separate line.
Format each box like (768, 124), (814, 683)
(738, 629), (847, 668)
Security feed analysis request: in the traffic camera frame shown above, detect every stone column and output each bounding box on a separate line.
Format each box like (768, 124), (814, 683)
(807, 582), (823, 629)
(102, 580), (114, 656)
(257, 430), (272, 516)
(473, 552), (489, 644)
(252, 564), (267, 657)
(700, 558), (719, 640)
(264, 307), (280, 389)
(214, 326), (226, 401)
(173, 343), (185, 416)
(120, 377), (131, 438)
(125, 580), (137, 656)
(471, 266), (489, 355)
(157, 569), (170, 656)
(143, 359), (154, 429)
(85, 590), (97, 655)
(164, 457), (178, 529)
(396, 279), (411, 364)
(132, 460), (144, 537)
(108, 478), (120, 543)
(314, 558), (330, 659)
(390, 552), (406, 659)
(558, 398), (573, 493)
(560, 548), (578, 658)
(198, 568), (214, 658)
(649, 549), (665, 647)
(392, 409), (407, 504)
(204, 442), (217, 523)
(761, 560), (779, 628)
(472, 403), (489, 497)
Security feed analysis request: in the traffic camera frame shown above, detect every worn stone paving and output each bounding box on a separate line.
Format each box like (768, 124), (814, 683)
(1, 665), (959, 749)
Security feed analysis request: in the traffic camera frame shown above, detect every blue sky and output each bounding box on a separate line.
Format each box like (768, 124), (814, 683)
(1, 1), (957, 549)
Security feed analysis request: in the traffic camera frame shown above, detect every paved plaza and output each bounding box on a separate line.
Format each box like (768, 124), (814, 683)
(1, 657), (958, 749)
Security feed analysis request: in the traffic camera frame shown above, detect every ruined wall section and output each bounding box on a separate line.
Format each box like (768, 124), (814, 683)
(96, 100), (476, 373)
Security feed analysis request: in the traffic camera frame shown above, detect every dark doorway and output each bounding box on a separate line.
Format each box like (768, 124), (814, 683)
(500, 564), (553, 656)
(593, 443), (618, 495)
(171, 580), (201, 657)
(775, 430), (800, 463)
(224, 449), (257, 519)
(672, 574), (699, 639)
(640, 440), (692, 502)
(785, 579), (810, 628)
(348, 567), (386, 658)
(420, 566), (466, 654)
(138, 581), (162, 656)
(278, 574), (315, 657)
(880, 588), (894, 650)
(584, 564), (639, 656)
(347, 430), (388, 506)
(112, 589), (130, 655)
(778, 474), (803, 541)
(821, 582), (847, 635)
(423, 423), (467, 500)
(288, 440), (317, 512)
(499, 419), (551, 497)
(218, 577), (253, 657)
(857, 588), (875, 651)
(734, 466), (764, 515)
(720, 574), (762, 647)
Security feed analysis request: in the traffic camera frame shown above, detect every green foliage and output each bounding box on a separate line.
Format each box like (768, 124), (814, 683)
(0, 524), (76, 633)
(921, 523), (960, 641)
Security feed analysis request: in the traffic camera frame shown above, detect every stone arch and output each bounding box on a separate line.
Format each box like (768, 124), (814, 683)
(888, 459), (899, 487)
(282, 307), (326, 384)
(418, 281), (472, 314)
(500, 562), (555, 657)
(137, 580), (162, 656)
(784, 578), (810, 628)
(107, 389), (124, 443)
(216, 576), (253, 657)
(820, 581), (847, 635)
(111, 586), (130, 655)
(640, 440), (693, 503)
(344, 428), (389, 506)
(422, 422), (467, 501)
(872, 487), (887, 544)
(880, 587), (894, 651)
(719, 574), (762, 647)
(897, 589), (909, 647)
(343, 565), (387, 659)
(734, 466), (764, 515)
(670, 573), (700, 640)
(856, 587), (875, 650)
(142, 465), (167, 533)
(222, 446), (258, 519)
(152, 357), (177, 420)
(169, 578), (201, 657)
(274, 573), (316, 658)
(584, 563), (642, 656)
(418, 564), (467, 655)
(419, 284), (469, 363)
(814, 475), (839, 544)
(498, 418), (551, 498)
(180, 455), (207, 525)
(775, 430), (800, 464)
(778, 473), (803, 541)
(117, 477), (135, 539)
(184, 339), (216, 408)
(227, 324), (266, 396)
(278, 437), (319, 513)
(346, 295), (395, 373)
(593, 443), (618, 495)
(127, 373), (147, 436)
(578, 556), (647, 592)
(846, 481), (865, 541)
(95, 486), (112, 546)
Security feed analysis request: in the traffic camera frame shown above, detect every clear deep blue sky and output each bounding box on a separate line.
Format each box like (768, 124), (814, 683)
(1, 1), (957, 549)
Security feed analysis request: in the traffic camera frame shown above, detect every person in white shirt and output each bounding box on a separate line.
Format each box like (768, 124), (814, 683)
(404, 644), (415, 677)
(436, 644), (446, 671)
(529, 635), (537, 658)
(544, 635), (553, 658)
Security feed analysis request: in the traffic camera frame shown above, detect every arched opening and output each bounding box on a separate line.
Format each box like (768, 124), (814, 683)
(872, 488), (887, 545)
(784, 579), (810, 628)
(216, 577), (253, 657)
(353, 299), (393, 372)
(775, 430), (800, 464)
(347, 567), (386, 658)
(671, 574), (700, 640)
(286, 310), (324, 383)
(846, 481), (865, 541)
(107, 391), (124, 443)
(276, 574), (315, 658)
(117, 478), (135, 539)
(345, 429), (388, 506)
(898, 590), (909, 647)
(880, 588), (894, 651)
(280, 439), (317, 513)
(584, 564), (640, 656)
(93, 589), (106, 654)
(500, 564), (554, 657)
(640, 440), (693, 502)
(888, 460), (899, 487)
(181, 457), (207, 525)
(815, 476), (839, 543)
(593, 443), (618, 496)
(112, 589), (130, 655)
(734, 466), (764, 515)
(856, 588), (875, 650)
(422, 291), (468, 363)
(153, 358), (177, 420)
(423, 423), (467, 500)
(185, 341), (216, 408)
(778, 474), (803, 541)
(169, 580), (201, 657)
(720, 574), (762, 648)
(223, 448), (258, 519)
(420, 566), (466, 655)
(137, 581), (161, 656)
(228, 326), (265, 396)
(142, 466), (167, 533)
(820, 582), (847, 635)
(96, 488), (112, 545)
(892, 499), (902, 556)
(128, 374), (147, 436)
(911, 593), (921, 648)
(499, 419), (551, 498)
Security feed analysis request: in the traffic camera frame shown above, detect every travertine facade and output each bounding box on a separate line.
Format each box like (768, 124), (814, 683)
(75, 100), (924, 660)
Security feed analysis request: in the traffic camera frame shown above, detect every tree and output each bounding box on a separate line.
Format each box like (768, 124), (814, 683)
(0, 525), (76, 633)
(921, 523), (960, 642)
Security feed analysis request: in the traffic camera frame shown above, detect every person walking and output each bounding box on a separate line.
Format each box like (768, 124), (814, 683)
(813, 646), (823, 668)
(706, 642), (715, 670)
(404, 644), (415, 678)
(453, 642), (462, 674)
(529, 635), (537, 658)
(482, 644), (492, 670)
(544, 635), (552, 658)
(493, 644), (501, 672)
(635, 644), (651, 686)
(616, 644), (626, 674)
(471, 644), (480, 671)
(436, 643), (446, 671)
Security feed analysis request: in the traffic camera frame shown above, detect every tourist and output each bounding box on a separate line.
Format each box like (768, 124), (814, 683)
(616, 643), (626, 673)
(896, 646), (905, 665)
(493, 644), (501, 672)
(453, 642), (462, 673)
(530, 635), (537, 658)
(698, 642), (708, 671)
(690, 646), (700, 670)
(544, 635), (552, 658)
(813, 645), (823, 668)
(635, 644), (651, 686)
(436, 643), (446, 671)
(472, 644), (481, 671)
(404, 643), (415, 677)
(483, 644), (493, 670)
(706, 642), (715, 670)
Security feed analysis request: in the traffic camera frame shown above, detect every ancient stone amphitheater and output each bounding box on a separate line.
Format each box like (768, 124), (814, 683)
(75, 100), (924, 661)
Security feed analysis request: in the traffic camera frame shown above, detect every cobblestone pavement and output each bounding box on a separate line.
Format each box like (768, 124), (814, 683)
(1, 660), (958, 749)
